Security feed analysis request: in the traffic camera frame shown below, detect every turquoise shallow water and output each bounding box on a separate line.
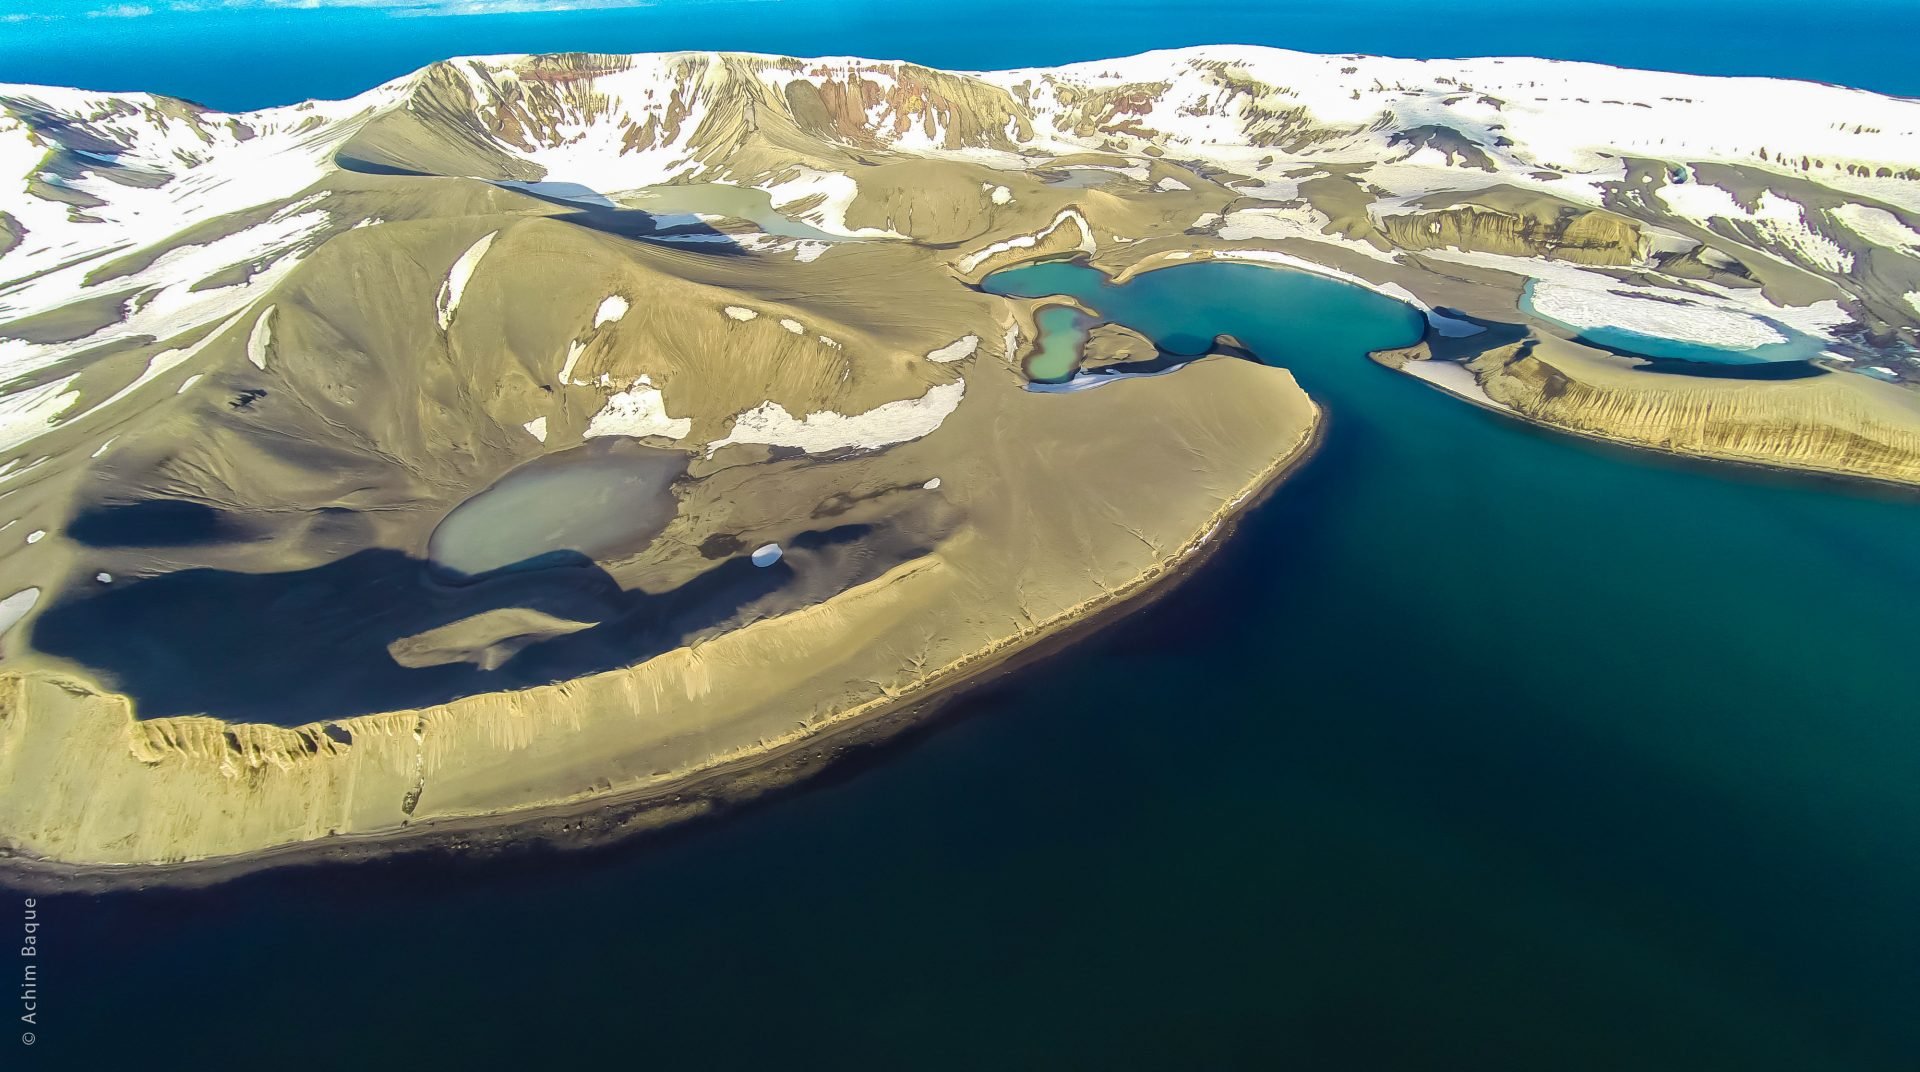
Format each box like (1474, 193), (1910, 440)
(20, 260), (1920, 1069)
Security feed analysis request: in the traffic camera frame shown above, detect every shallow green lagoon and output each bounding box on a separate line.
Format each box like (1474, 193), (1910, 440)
(29, 260), (1920, 1071)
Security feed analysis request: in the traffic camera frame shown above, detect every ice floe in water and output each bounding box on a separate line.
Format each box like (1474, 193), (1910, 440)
(750, 543), (783, 567)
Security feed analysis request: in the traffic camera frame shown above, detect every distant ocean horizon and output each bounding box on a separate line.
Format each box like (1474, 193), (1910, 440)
(3, 0), (1918, 109)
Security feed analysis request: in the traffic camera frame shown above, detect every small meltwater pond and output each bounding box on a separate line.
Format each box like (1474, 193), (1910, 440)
(427, 439), (686, 577)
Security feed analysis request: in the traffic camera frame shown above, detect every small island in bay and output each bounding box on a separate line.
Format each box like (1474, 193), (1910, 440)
(1, 46), (1918, 880)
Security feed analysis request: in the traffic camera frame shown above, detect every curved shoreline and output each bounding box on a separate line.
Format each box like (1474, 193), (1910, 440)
(0, 403), (1326, 893)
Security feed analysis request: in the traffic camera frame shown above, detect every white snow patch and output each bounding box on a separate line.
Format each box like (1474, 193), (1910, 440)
(435, 231), (498, 331)
(522, 416), (548, 442)
(761, 167), (907, 239)
(176, 374), (202, 395)
(926, 336), (980, 363)
(723, 306), (758, 322)
(779, 318), (805, 334)
(593, 295), (630, 327)
(985, 183), (1014, 205)
(1656, 186), (1853, 273)
(792, 241), (832, 263)
(0, 375), (83, 454)
(1399, 360), (1512, 411)
(24, 529), (44, 544)
(1218, 205), (1332, 241)
(584, 378), (691, 441)
(247, 305), (275, 370)
(709, 380), (965, 454)
(1906, 291), (1920, 316)
(923, 477), (942, 490)
(91, 437), (117, 459)
(1833, 204), (1920, 253)
(958, 210), (1096, 273)
(0, 588), (39, 635)
(1155, 176), (1191, 192)
(557, 340), (588, 385)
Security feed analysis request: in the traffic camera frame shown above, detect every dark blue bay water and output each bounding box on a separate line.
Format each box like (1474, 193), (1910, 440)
(14, 260), (1920, 1070)
(8, 6), (1920, 1068)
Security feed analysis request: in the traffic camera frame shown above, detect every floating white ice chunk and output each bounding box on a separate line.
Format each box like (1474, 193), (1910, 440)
(0, 587), (39, 634)
(523, 416), (548, 442)
(709, 381), (965, 454)
(926, 336), (980, 363)
(750, 543), (783, 567)
(95, 572), (112, 583)
(436, 231), (498, 331)
(593, 295), (629, 327)
(584, 378), (691, 440)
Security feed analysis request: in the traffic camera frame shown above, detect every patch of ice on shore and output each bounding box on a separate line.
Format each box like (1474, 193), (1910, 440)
(584, 376), (691, 441)
(927, 336), (980, 363)
(709, 380), (964, 454)
(436, 231), (497, 331)
(1399, 359), (1513, 411)
(523, 416), (548, 443)
(594, 295), (629, 327)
